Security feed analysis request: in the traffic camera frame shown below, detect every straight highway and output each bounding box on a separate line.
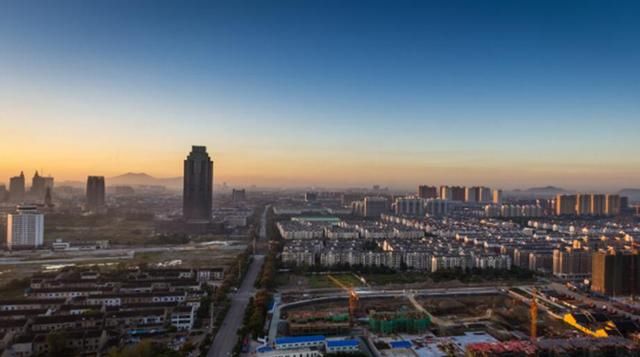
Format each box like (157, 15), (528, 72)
(208, 206), (269, 357)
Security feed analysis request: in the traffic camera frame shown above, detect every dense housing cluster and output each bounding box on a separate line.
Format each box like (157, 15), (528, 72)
(0, 266), (224, 355)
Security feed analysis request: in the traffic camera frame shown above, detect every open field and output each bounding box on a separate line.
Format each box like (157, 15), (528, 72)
(0, 242), (248, 298)
(45, 215), (157, 245)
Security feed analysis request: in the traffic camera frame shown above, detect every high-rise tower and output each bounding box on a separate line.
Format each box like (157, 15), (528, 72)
(9, 172), (25, 203)
(86, 176), (106, 213)
(31, 171), (54, 202)
(183, 146), (213, 222)
(7, 205), (44, 250)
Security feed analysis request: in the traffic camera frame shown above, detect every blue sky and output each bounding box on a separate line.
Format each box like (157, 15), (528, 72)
(1, 0), (639, 189)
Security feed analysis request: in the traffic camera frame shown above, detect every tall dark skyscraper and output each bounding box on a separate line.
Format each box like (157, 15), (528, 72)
(86, 176), (106, 212)
(418, 185), (438, 199)
(183, 146), (213, 222)
(9, 172), (25, 203)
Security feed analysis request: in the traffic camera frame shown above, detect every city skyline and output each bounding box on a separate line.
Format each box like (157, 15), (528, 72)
(2, 2), (640, 355)
(1, 1), (639, 190)
(0, 162), (638, 192)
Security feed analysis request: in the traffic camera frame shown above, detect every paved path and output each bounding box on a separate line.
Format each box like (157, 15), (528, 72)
(208, 206), (268, 357)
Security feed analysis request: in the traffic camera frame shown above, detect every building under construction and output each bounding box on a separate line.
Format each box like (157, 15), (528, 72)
(466, 337), (640, 356)
(368, 311), (430, 334)
(286, 309), (351, 336)
(591, 249), (640, 297)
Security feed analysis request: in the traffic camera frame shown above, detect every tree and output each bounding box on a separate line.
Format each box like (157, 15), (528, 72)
(46, 331), (74, 357)
(107, 340), (181, 357)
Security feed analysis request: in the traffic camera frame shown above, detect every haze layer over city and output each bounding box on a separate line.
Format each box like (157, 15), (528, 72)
(1, 1), (640, 357)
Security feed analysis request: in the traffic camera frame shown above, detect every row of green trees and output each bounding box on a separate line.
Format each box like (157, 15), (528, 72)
(285, 263), (535, 282)
(231, 206), (281, 355)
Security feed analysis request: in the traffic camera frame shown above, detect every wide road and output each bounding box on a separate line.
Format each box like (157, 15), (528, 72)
(208, 206), (269, 357)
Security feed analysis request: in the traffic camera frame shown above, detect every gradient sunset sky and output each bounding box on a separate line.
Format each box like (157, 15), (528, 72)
(1, 0), (639, 190)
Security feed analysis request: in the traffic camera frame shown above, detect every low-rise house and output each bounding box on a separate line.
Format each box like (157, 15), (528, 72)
(274, 335), (326, 350)
(31, 315), (102, 332)
(325, 339), (360, 353)
(0, 319), (27, 335)
(0, 309), (48, 321)
(105, 309), (165, 328)
(85, 294), (122, 307)
(0, 300), (65, 311)
(170, 306), (195, 331)
(32, 329), (109, 355)
(26, 287), (113, 299)
(197, 268), (225, 282)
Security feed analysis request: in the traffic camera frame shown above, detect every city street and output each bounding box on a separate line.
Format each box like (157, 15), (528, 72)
(208, 206), (268, 357)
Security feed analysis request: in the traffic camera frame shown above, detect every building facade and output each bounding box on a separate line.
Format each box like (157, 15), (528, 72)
(7, 206), (44, 249)
(556, 194), (577, 216)
(605, 194), (621, 216)
(418, 185), (438, 199)
(9, 172), (25, 203)
(86, 176), (106, 212)
(363, 197), (389, 218)
(30, 171), (54, 202)
(393, 196), (425, 217)
(231, 189), (246, 203)
(553, 247), (592, 280)
(183, 146), (214, 222)
(591, 250), (640, 296)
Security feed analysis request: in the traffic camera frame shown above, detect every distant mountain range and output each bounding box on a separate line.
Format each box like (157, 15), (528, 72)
(619, 188), (640, 202)
(524, 186), (568, 194)
(108, 172), (182, 188)
(507, 186), (640, 201)
(507, 186), (569, 197)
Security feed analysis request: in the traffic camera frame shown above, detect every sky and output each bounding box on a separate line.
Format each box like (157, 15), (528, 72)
(1, 0), (639, 190)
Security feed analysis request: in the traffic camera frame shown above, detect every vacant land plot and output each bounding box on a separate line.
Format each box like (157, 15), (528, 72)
(0, 243), (248, 298)
(278, 273), (365, 290)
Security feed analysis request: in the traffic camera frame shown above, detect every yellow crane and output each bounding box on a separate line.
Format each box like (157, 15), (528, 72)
(530, 287), (538, 340)
(327, 275), (359, 326)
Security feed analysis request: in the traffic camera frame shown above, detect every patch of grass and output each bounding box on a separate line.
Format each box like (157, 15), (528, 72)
(0, 277), (30, 299)
(305, 274), (365, 289)
(133, 251), (164, 263)
(362, 272), (427, 285)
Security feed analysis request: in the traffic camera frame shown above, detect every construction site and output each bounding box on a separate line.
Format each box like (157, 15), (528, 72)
(268, 280), (640, 356)
(281, 295), (431, 336)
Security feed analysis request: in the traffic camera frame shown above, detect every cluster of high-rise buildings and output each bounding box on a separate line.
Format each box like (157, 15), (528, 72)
(591, 249), (640, 296)
(3, 175), (108, 250)
(351, 196), (390, 218)
(350, 185), (502, 219)
(552, 245), (640, 297)
(0, 171), (54, 205)
(417, 185), (502, 204)
(2, 145), (215, 250)
(555, 193), (621, 216)
(485, 204), (544, 218)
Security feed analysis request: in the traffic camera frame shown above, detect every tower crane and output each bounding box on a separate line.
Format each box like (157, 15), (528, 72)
(530, 287), (538, 340)
(327, 275), (359, 326)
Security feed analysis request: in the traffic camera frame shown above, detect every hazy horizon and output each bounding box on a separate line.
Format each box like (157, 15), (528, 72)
(2, 1), (639, 190)
(0, 167), (637, 192)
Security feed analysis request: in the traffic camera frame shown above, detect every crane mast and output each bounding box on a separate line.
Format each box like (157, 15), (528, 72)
(328, 275), (359, 326)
